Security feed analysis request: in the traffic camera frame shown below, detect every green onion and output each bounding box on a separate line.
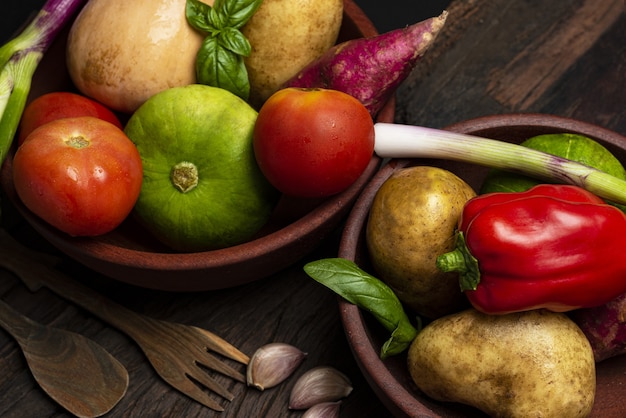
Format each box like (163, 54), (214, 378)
(374, 123), (626, 205)
(0, 0), (87, 165)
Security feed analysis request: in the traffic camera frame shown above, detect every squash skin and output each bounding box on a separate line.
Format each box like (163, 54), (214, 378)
(66, 0), (215, 114)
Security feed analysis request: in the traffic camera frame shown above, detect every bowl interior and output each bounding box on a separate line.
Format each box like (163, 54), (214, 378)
(338, 113), (626, 418)
(0, 0), (394, 291)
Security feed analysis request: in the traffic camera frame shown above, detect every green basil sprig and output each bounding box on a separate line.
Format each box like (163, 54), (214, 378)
(186, 0), (263, 100)
(304, 258), (419, 359)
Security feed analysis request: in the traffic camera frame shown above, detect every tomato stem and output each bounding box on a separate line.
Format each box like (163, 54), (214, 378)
(65, 135), (89, 148)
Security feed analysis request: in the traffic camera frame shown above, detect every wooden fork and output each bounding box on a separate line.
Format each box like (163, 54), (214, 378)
(0, 230), (250, 412)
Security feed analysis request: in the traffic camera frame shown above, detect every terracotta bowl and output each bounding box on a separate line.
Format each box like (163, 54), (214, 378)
(0, 0), (394, 291)
(338, 113), (626, 417)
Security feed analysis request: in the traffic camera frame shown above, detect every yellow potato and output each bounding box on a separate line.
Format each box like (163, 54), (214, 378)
(366, 166), (476, 319)
(407, 309), (596, 417)
(241, 0), (343, 108)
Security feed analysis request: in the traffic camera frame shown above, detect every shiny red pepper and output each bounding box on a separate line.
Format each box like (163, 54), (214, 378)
(437, 184), (626, 315)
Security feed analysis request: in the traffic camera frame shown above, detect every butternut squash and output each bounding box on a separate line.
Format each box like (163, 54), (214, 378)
(66, 0), (214, 114)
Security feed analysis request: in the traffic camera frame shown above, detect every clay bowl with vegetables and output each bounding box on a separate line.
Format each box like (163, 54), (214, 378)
(0, 0), (395, 291)
(336, 113), (626, 417)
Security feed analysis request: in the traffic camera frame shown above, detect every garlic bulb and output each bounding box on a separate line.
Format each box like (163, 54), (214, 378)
(246, 342), (307, 390)
(289, 366), (353, 410)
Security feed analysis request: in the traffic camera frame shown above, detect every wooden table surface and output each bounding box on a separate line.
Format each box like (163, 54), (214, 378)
(1, 0), (624, 417)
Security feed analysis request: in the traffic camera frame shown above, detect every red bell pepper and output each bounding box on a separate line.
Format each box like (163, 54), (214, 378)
(437, 184), (626, 315)
(458, 184), (605, 232)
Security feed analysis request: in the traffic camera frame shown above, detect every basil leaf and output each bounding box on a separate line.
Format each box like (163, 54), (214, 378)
(186, 0), (213, 32)
(185, 0), (262, 100)
(196, 37), (250, 100)
(219, 54), (250, 100)
(218, 27), (252, 57)
(206, 5), (227, 29)
(304, 258), (419, 359)
(220, 0), (264, 28)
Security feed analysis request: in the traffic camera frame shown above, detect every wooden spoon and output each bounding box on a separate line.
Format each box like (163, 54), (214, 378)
(0, 298), (128, 417)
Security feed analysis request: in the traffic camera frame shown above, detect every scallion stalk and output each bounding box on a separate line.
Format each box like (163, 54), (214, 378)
(0, 0), (87, 164)
(374, 123), (626, 205)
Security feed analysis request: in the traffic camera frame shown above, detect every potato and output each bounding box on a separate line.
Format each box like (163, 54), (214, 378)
(408, 309), (596, 418)
(241, 0), (343, 108)
(66, 0), (215, 114)
(365, 166), (476, 319)
(67, 0), (341, 113)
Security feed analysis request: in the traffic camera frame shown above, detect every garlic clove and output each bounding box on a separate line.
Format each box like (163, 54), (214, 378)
(246, 342), (307, 391)
(302, 401), (342, 418)
(289, 366), (353, 410)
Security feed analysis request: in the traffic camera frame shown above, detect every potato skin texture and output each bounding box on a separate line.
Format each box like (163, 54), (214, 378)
(407, 309), (596, 418)
(365, 166), (475, 319)
(241, 0), (343, 108)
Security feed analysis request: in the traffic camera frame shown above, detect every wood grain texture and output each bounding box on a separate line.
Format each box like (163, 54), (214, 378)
(1, 0), (625, 417)
(486, 0), (623, 111)
(0, 298), (128, 417)
(396, 0), (626, 135)
(0, 232), (250, 412)
(0, 230), (389, 418)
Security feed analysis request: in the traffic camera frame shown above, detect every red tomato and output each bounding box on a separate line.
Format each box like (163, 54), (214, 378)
(12, 117), (143, 236)
(253, 88), (375, 198)
(18, 91), (123, 145)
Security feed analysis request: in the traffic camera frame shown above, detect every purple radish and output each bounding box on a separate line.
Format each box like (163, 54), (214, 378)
(283, 11), (448, 117)
(570, 292), (626, 362)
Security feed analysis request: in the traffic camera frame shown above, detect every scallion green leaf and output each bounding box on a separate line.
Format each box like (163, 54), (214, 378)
(0, 0), (88, 167)
(374, 123), (626, 206)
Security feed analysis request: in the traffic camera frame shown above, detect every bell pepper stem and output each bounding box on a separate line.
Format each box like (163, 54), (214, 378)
(436, 232), (481, 291)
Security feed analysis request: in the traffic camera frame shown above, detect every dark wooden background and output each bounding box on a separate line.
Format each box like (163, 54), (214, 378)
(1, 0), (624, 417)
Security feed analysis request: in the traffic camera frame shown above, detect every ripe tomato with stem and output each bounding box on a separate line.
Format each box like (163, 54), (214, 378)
(253, 88), (375, 198)
(13, 116), (142, 236)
